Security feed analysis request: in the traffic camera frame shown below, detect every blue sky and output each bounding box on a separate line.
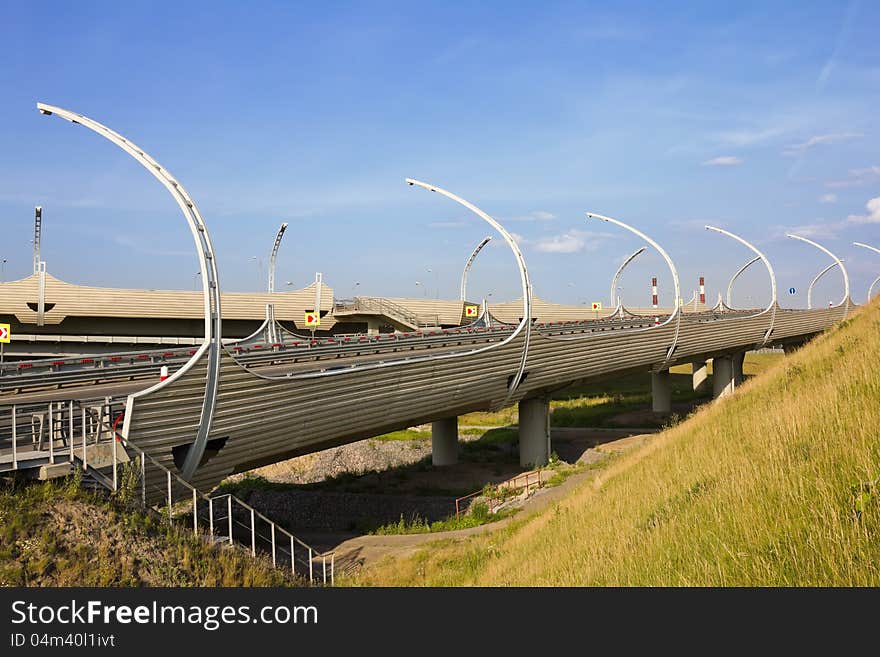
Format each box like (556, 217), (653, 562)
(1, 1), (878, 308)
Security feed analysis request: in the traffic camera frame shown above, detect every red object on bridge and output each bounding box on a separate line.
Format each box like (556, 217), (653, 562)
(699, 276), (706, 304)
(652, 277), (658, 308)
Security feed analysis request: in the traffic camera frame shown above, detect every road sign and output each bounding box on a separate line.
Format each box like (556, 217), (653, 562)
(464, 304), (478, 317)
(304, 311), (320, 327)
(0, 324), (10, 343)
(789, 287), (796, 295)
(591, 302), (602, 311)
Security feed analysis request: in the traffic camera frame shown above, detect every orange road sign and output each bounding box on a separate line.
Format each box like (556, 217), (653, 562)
(464, 304), (478, 317)
(304, 312), (320, 327)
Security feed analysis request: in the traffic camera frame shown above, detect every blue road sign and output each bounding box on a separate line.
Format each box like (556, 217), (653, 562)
(789, 287), (796, 295)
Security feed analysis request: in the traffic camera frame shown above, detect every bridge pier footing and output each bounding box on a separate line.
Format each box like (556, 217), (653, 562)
(713, 356), (736, 398)
(692, 361), (709, 394)
(733, 352), (745, 385)
(651, 370), (672, 412)
(518, 397), (550, 468)
(431, 417), (458, 466)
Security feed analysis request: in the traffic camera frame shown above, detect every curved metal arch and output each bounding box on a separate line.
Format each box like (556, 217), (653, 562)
(609, 246), (647, 306)
(706, 226), (776, 343)
(854, 242), (880, 304)
(869, 275), (880, 302)
(787, 234), (850, 314)
(807, 260), (841, 309)
(460, 236), (492, 301)
(587, 212), (681, 362)
(726, 255), (761, 308)
(38, 102), (222, 481)
(268, 222), (289, 294)
(409, 179), (531, 398)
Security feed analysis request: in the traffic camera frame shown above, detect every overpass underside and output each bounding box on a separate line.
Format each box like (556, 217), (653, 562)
(106, 303), (843, 496)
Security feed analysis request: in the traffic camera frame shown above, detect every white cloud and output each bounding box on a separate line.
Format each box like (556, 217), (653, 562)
(534, 232), (587, 253)
(846, 197), (880, 225)
(702, 156), (743, 167)
(819, 193), (837, 204)
(783, 133), (863, 156)
(507, 210), (556, 222)
(714, 128), (783, 146)
(825, 165), (880, 189)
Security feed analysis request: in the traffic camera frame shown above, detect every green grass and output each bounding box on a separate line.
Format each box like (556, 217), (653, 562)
(0, 475), (295, 587)
(352, 307), (880, 586)
(370, 502), (508, 535)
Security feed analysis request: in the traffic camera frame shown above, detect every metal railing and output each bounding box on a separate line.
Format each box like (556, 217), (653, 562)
(0, 398), (333, 584)
(454, 469), (547, 519)
(333, 296), (423, 329)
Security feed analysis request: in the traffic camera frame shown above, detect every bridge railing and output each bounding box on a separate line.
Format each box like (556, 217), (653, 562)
(0, 398), (333, 585)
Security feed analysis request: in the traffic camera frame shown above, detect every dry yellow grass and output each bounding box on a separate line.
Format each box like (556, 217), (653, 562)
(353, 301), (880, 586)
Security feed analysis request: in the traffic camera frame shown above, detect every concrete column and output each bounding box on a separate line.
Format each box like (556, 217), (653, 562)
(651, 370), (672, 412)
(733, 352), (746, 385)
(431, 417), (458, 466)
(367, 320), (380, 335)
(713, 356), (735, 398)
(518, 397), (550, 468)
(692, 361), (709, 394)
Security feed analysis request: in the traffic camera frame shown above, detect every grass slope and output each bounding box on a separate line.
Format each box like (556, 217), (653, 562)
(353, 303), (880, 586)
(0, 476), (294, 587)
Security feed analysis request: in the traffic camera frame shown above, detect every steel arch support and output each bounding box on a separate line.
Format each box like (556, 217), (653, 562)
(460, 236), (492, 301)
(807, 261), (841, 310)
(854, 242), (880, 304)
(787, 234), (850, 315)
(587, 212), (681, 362)
(407, 179), (532, 399)
(726, 255), (761, 308)
(706, 226), (777, 343)
(268, 222), (288, 294)
(38, 102), (222, 481)
(609, 246), (647, 306)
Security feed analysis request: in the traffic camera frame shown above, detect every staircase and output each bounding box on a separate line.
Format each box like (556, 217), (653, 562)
(333, 296), (428, 330)
(0, 397), (334, 584)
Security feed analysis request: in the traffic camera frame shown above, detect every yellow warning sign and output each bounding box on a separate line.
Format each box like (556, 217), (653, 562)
(304, 311), (320, 327)
(0, 323), (10, 344)
(591, 302), (602, 311)
(464, 304), (478, 317)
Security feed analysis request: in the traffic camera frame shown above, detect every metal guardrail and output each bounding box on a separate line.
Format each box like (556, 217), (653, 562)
(0, 308), (760, 394)
(0, 398), (334, 584)
(333, 296), (425, 328)
(454, 469), (547, 519)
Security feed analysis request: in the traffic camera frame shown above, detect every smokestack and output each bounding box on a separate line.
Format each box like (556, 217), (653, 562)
(699, 276), (705, 304)
(651, 277), (658, 308)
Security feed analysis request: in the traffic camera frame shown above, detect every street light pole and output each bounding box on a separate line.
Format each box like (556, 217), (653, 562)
(38, 102), (222, 482)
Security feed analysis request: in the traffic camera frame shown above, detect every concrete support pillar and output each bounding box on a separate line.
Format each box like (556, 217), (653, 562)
(367, 320), (380, 336)
(713, 356), (735, 399)
(431, 417), (458, 466)
(692, 361), (709, 394)
(733, 352), (745, 385)
(518, 397), (550, 468)
(651, 370), (672, 413)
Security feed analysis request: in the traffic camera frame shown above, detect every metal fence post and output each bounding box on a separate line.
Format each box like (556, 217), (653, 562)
(209, 498), (214, 538)
(112, 432), (118, 491)
(309, 548), (313, 581)
(166, 470), (172, 521)
(271, 523), (276, 567)
(11, 406), (17, 470)
(250, 509), (256, 557)
(331, 553), (335, 585)
(140, 455), (145, 506)
(290, 535), (295, 577)
(48, 402), (54, 464)
(227, 495), (233, 545)
(193, 488), (198, 535)
(68, 400), (74, 462)
(323, 556), (327, 584)
(81, 408), (87, 470)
